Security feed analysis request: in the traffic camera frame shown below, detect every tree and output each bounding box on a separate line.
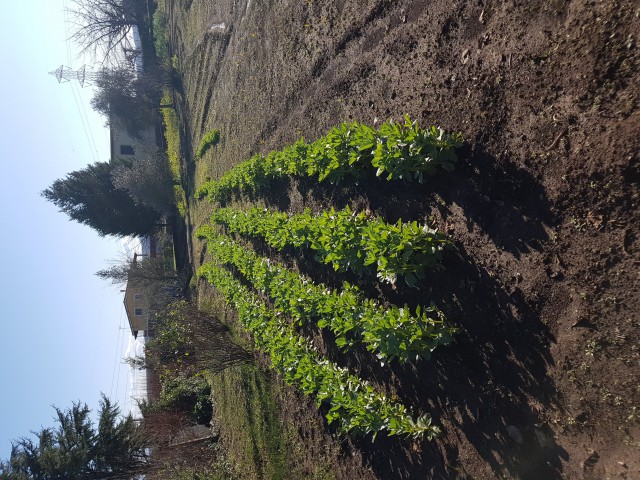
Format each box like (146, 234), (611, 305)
(111, 148), (176, 215)
(0, 396), (146, 480)
(91, 68), (157, 138)
(42, 158), (162, 237)
(145, 301), (251, 378)
(67, 0), (141, 60)
(91, 66), (174, 138)
(97, 252), (180, 288)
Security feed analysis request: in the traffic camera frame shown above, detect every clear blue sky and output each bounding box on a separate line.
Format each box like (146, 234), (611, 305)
(0, 1), (133, 459)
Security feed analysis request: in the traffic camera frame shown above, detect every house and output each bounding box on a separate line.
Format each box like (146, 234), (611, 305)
(109, 117), (161, 164)
(122, 234), (175, 338)
(123, 260), (152, 338)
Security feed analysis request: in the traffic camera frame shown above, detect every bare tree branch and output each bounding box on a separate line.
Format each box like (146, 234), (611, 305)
(67, 0), (140, 60)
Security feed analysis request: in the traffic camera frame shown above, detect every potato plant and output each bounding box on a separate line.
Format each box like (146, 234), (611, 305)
(373, 116), (463, 181)
(198, 262), (440, 440)
(210, 205), (450, 286)
(195, 118), (462, 202)
(196, 227), (454, 363)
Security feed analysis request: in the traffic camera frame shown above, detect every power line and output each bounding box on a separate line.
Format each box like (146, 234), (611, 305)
(71, 79), (102, 161)
(110, 307), (125, 398)
(61, 0), (103, 165)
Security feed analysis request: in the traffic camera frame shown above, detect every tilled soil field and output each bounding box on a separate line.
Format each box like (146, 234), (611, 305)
(166, 0), (639, 478)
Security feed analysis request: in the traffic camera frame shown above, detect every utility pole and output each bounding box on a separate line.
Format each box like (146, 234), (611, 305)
(48, 65), (96, 87)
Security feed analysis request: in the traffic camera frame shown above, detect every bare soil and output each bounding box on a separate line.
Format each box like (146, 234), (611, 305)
(166, 0), (640, 478)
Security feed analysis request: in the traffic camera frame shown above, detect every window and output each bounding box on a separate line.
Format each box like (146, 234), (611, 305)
(120, 145), (135, 155)
(134, 293), (142, 300)
(134, 308), (143, 316)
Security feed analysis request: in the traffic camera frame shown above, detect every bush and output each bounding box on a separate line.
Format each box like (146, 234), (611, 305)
(153, 9), (168, 63)
(159, 375), (213, 425)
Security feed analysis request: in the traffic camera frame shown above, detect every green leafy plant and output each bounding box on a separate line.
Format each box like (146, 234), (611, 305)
(373, 116), (463, 182)
(195, 118), (462, 202)
(195, 129), (221, 159)
(197, 262), (439, 440)
(210, 205), (450, 285)
(158, 374), (213, 425)
(196, 228), (454, 363)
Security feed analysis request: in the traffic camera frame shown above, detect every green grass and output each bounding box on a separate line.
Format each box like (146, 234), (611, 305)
(160, 91), (187, 217)
(205, 364), (288, 480)
(195, 129), (221, 160)
(197, 292), (338, 480)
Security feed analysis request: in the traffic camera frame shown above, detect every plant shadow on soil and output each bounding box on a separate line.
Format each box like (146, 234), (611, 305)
(240, 147), (567, 479)
(189, 133), (566, 478)
(278, 243), (567, 479)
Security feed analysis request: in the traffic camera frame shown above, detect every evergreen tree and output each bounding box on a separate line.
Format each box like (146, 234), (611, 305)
(0, 396), (146, 479)
(42, 158), (162, 238)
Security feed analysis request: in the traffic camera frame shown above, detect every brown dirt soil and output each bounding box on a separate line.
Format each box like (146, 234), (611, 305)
(166, 0), (640, 478)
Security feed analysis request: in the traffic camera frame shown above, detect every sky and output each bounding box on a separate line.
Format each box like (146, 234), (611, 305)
(0, 0), (136, 460)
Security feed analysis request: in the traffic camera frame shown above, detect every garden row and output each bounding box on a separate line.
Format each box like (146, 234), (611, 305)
(196, 118), (463, 439)
(210, 205), (449, 286)
(198, 259), (440, 440)
(196, 116), (463, 203)
(196, 227), (455, 363)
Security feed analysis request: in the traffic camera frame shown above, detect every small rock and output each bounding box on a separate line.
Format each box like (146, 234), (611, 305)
(507, 425), (524, 444)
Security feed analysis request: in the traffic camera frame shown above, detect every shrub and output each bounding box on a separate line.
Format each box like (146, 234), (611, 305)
(159, 374), (213, 425)
(195, 130), (221, 159)
(153, 9), (168, 63)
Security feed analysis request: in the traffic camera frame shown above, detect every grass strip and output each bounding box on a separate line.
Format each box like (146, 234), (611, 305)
(160, 91), (187, 217)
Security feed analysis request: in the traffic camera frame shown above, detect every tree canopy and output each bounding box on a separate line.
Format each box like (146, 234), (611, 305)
(42, 158), (162, 238)
(91, 67), (172, 138)
(111, 148), (176, 215)
(0, 396), (146, 480)
(67, 0), (141, 60)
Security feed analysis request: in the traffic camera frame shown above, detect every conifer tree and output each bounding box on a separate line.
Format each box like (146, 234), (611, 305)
(42, 158), (162, 238)
(0, 396), (146, 480)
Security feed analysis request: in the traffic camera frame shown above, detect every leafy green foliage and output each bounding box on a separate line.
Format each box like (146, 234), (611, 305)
(197, 262), (439, 440)
(42, 158), (162, 237)
(211, 205), (450, 285)
(1, 397), (145, 479)
(373, 116), (463, 181)
(196, 228), (454, 363)
(158, 375), (213, 425)
(195, 118), (462, 202)
(195, 129), (221, 159)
